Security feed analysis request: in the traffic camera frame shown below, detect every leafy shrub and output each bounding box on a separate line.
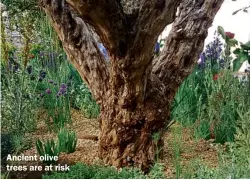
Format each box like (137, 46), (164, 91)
(1, 133), (14, 165)
(183, 105), (250, 179)
(172, 30), (249, 143)
(195, 70), (246, 143)
(42, 163), (155, 179)
(57, 128), (77, 154)
(36, 128), (77, 164)
(171, 67), (206, 126)
(1, 63), (39, 135)
(36, 139), (60, 165)
(68, 65), (100, 118)
(185, 143), (250, 178)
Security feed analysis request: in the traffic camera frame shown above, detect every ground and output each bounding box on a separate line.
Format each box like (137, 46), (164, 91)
(7, 109), (221, 178)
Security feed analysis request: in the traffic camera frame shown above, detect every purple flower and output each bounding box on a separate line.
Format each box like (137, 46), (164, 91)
(59, 88), (67, 95)
(39, 51), (45, 58)
(60, 83), (67, 89)
(155, 42), (160, 55)
(46, 89), (52, 94)
(55, 83), (68, 97)
(56, 91), (63, 98)
(198, 32), (224, 70)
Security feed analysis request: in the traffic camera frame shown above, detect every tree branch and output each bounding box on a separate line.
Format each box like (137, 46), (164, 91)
(124, 0), (182, 69)
(65, 0), (130, 57)
(40, 0), (110, 103)
(152, 0), (224, 100)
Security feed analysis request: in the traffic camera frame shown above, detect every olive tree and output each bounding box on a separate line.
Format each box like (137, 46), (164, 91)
(40, 0), (223, 170)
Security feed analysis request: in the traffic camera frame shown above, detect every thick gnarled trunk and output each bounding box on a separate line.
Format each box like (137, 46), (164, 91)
(99, 73), (169, 170)
(40, 0), (224, 170)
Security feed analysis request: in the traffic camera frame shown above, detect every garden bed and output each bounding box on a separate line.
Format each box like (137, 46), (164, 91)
(4, 109), (220, 179)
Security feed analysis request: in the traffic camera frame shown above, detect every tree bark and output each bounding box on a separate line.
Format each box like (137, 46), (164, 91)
(99, 73), (169, 171)
(40, 0), (224, 171)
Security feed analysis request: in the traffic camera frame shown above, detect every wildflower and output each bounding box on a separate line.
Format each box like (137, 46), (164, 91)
(56, 83), (68, 97)
(28, 54), (35, 59)
(213, 74), (219, 81)
(39, 93), (44, 98)
(225, 32), (235, 39)
(26, 65), (32, 74)
(199, 33), (223, 70)
(60, 83), (67, 89)
(154, 42), (160, 55)
(39, 51), (45, 58)
(198, 53), (206, 69)
(39, 70), (46, 79)
(38, 70), (46, 82)
(46, 89), (52, 94)
(56, 92), (62, 98)
(59, 88), (66, 95)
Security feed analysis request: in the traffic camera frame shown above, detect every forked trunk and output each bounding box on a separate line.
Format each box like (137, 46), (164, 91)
(41, 0), (224, 171)
(98, 66), (172, 170)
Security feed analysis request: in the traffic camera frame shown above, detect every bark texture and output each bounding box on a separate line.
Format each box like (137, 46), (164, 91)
(40, 0), (224, 170)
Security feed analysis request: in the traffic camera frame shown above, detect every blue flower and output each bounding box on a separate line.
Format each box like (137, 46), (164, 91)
(155, 42), (160, 55)
(38, 70), (46, 81)
(26, 65), (32, 74)
(198, 32), (224, 70)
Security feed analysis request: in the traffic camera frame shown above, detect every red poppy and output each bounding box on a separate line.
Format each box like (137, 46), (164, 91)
(28, 54), (35, 59)
(225, 32), (235, 39)
(213, 74), (219, 81)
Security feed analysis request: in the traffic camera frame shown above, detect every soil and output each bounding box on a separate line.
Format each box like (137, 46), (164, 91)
(2, 109), (221, 179)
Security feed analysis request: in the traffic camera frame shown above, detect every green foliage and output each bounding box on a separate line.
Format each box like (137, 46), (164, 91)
(196, 70), (246, 143)
(184, 142), (250, 178)
(1, 63), (39, 135)
(217, 26), (250, 71)
(233, 41), (250, 71)
(68, 66), (100, 118)
(1, 133), (14, 164)
(171, 67), (205, 126)
(235, 108), (250, 159)
(35, 139), (60, 165)
(172, 67), (248, 143)
(172, 28), (249, 143)
(42, 162), (166, 179)
(36, 128), (77, 164)
(148, 163), (166, 179)
(11, 134), (33, 153)
(57, 128), (77, 154)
